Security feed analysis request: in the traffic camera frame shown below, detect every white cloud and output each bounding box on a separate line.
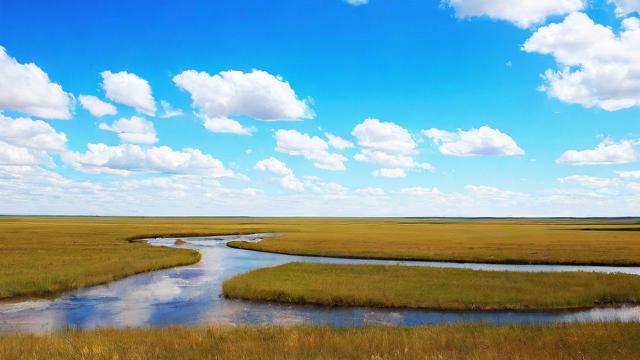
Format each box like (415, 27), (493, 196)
(618, 170), (640, 179)
(98, 116), (158, 145)
(325, 132), (354, 150)
(275, 129), (347, 171)
(345, 0), (368, 5)
(255, 157), (304, 192)
(0, 46), (73, 120)
(352, 118), (432, 174)
(444, 0), (585, 28)
(64, 143), (236, 177)
(557, 138), (639, 165)
(159, 100), (183, 119)
(464, 184), (522, 200)
(78, 95), (117, 117)
(372, 168), (406, 178)
(0, 142), (43, 165)
(173, 69), (312, 121)
(423, 126), (524, 156)
(203, 117), (255, 136)
(355, 187), (386, 196)
(610, 0), (640, 16)
(523, 12), (640, 111)
(558, 175), (618, 188)
(0, 114), (67, 152)
(399, 187), (443, 197)
(101, 70), (156, 116)
(303, 176), (350, 199)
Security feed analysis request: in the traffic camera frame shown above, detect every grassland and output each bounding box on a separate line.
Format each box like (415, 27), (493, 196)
(223, 262), (640, 310)
(228, 219), (640, 265)
(1, 323), (639, 359)
(2, 216), (640, 300)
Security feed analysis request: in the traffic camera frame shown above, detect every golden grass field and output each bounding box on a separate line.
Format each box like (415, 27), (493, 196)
(1, 323), (639, 359)
(223, 262), (640, 310)
(228, 219), (640, 265)
(2, 216), (640, 300)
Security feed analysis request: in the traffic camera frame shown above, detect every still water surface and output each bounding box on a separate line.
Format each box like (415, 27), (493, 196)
(1, 234), (639, 333)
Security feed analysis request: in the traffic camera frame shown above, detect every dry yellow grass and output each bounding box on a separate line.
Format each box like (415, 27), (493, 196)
(223, 262), (640, 310)
(1, 323), (639, 359)
(2, 216), (640, 300)
(228, 220), (640, 265)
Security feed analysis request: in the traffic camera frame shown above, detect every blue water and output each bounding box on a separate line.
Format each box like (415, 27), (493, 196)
(1, 234), (639, 334)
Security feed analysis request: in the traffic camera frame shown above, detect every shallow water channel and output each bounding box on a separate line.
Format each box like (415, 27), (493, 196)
(1, 233), (640, 333)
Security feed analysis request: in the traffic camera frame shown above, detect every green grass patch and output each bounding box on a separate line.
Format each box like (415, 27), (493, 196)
(223, 262), (640, 310)
(1, 323), (639, 359)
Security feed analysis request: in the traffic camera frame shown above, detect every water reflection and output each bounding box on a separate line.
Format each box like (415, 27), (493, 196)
(1, 233), (639, 334)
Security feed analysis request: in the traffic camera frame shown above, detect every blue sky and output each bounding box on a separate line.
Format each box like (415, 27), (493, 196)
(0, 0), (639, 216)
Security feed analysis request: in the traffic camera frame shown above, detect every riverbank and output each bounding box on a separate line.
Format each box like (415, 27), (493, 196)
(1, 322), (639, 359)
(223, 262), (640, 310)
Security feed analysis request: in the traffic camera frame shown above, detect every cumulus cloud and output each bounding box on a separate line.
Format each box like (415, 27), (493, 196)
(64, 143), (235, 177)
(78, 95), (117, 117)
(254, 157), (304, 191)
(423, 126), (524, 156)
(557, 138), (639, 165)
(558, 175), (618, 188)
(159, 100), (183, 119)
(203, 117), (255, 136)
(275, 129), (347, 171)
(303, 176), (350, 199)
(0, 46), (73, 119)
(372, 168), (406, 178)
(610, 0), (640, 16)
(523, 13), (640, 111)
(0, 114), (67, 152)
(101, 70), (156, 116)
(173, 69), (312, 121)
(98, 116), (158, 145)
(352, 118), (432, 175)
(325, 132), (354, 150)
(0, 114), (67, 166)
(444, 0), (585, 28)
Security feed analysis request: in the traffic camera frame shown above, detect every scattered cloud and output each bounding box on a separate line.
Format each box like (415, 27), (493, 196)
(558, 175), (618, 188)
(0, 46), (73, 120)
(98, 116), (158, 145)
(275, 129), (347, 171)
(255, 157), (304, 191)
(159, 100), (183, 119)
(78, 95), (117, 117)
(325, 132), (354, 150)
(64, 143), (236, 177)
(372, 168), (406, 178)
(557, 138), (639, 165)
(352, 118), (432, 175)
(617, 170), (640, 179)
(173, 69), (312, 121)
(101, 70), (156, 116)
(355, 187), (386, 196)
(464, 184), (523, 201)
(0, 114), (67, 152)
(423, 126), (524, 156)
(523, 12), (640, 111)
(203, 117), (255, 136)
(609, 0), (640, 17)
(444, 0), (585, 28)
(345, 0), (368, 5)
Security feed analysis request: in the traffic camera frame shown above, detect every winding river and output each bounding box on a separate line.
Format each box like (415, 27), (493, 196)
(1, 233), (640, 334)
